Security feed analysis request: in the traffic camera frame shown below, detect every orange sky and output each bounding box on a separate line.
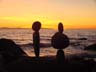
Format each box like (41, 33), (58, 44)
(0, 0), (96, 29)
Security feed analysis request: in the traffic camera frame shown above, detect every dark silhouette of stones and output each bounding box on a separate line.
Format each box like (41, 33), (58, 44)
(51, 23), (69, 49)
(58, 23), (63, 33)
(32, 21), (41, 58)
(56, 49), (65, 63)
(33, 32), (40, 58)
(51, 22), (70, 63)
(51, 32), (69, 49)
(32, 21), (41, 32)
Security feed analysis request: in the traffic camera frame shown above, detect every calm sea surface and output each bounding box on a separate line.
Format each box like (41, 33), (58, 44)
(0, 28), (96, 57)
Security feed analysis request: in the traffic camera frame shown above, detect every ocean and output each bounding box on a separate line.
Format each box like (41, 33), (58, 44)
(0, 28), (96, 57)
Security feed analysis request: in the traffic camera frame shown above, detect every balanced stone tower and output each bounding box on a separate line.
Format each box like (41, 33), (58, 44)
(51, 23), (69, 63)
(32, 21), (41, 58)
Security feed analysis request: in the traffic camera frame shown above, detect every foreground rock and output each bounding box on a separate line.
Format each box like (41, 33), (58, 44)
(84, 44), (96, 51)
(4, 56), (96, 72)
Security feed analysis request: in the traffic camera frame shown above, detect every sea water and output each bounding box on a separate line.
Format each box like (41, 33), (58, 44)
(0, 28), (96, 57)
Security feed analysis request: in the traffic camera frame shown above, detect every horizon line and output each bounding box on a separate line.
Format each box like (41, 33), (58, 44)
(0, 27), (96, 30)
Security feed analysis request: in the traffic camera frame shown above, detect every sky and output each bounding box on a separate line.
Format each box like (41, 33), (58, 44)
(0, 0), (96, 29)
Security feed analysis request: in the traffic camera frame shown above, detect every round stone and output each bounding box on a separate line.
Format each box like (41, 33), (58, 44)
(51, 32), (69, 49)
(32, 21), (41, 31)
